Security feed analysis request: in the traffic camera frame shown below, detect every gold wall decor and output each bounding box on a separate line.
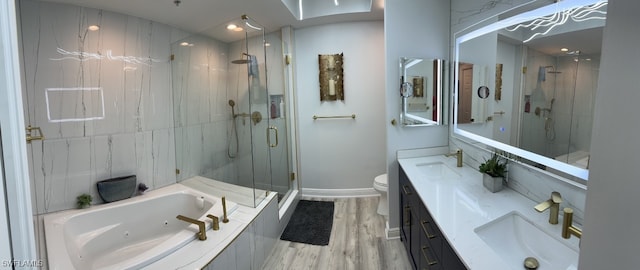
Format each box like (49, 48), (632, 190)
(412, 76), (424, 97)
(318, 53), (344, 101)
(495, 63), (503, 101)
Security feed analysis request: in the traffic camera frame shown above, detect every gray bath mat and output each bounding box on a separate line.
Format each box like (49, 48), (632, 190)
(280, 200), (334, 246)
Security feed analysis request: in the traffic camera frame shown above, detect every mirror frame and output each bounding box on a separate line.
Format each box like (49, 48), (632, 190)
(452, 0), (604, 180)
(400, 58), (446, 127)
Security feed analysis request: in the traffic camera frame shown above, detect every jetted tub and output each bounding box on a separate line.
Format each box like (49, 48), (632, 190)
(44, 184), (238, 270)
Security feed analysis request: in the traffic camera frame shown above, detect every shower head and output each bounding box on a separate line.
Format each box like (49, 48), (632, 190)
(231, 53), (252, 64)
(231, 59), (250, 64)
(545, 65), (562, 74)
(228, 99), (235, 107)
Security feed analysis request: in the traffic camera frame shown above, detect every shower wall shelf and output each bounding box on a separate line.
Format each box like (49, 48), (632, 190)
(312, 114), (356, 120)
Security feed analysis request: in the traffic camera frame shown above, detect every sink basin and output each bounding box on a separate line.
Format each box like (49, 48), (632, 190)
(474, 211), (579, 270)
(416, 162), (461, 179)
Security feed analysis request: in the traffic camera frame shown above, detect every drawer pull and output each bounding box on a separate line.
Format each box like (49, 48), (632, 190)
(421, 220), (437, 239)
(404, 206), (411, 225)
(402, 185), (412, 195)
(421, 246), (438, 266)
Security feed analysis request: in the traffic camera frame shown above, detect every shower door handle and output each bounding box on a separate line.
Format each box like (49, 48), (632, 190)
(267, 126), (278, 147)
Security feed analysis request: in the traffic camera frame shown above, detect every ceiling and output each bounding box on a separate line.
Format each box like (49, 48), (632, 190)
(526, 27), (604, 57)
(40, 0), (385, 43)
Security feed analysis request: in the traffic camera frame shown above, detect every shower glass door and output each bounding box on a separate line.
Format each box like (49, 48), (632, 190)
(244, 17), (293, 205)
(245, 27), (272, 206)
(519, 47), (598, 165)
(171, 16), (293, 207)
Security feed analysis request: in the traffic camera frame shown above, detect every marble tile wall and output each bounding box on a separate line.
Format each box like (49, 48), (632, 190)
(19, 0), (185, 214)
(203, 194), (279, 270)
(171, 34), (236, 184)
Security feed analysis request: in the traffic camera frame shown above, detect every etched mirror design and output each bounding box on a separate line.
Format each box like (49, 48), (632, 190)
(453, 0), (608, 180)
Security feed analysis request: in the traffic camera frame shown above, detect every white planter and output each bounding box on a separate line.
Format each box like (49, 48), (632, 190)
(483, 174), (504, 193)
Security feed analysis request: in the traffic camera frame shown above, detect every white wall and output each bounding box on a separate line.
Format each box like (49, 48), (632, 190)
(294, 21), (386, 192)
(385, 0), (450, 230)
(579, 1), (640, 268)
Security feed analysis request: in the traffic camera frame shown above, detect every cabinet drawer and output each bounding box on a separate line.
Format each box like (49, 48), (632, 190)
(419, 224), (442, 270)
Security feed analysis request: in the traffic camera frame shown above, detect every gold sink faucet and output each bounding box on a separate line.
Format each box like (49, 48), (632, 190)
(562, 208), (582, 239)
(534, 191), (562, 224)
(176, 215), (207, 240)
(445, 149), (463, 167)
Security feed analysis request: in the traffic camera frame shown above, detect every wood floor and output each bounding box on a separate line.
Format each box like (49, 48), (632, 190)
(262, 197), (413, 270)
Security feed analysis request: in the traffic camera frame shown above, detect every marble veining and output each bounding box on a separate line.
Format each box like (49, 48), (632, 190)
(450, 139), (586, 223)
(19, 0), (178, 214)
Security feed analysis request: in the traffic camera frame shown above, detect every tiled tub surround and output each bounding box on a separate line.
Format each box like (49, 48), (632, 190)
(44, 184), (238, 270)
(44, 182), (278, 269)
(398, 155), (580, 269)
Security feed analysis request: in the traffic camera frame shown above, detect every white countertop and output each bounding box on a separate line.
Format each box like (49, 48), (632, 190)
(398, 155), (580, 270)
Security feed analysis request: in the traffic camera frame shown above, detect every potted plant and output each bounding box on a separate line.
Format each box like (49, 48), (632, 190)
(76, 193), (93, 209)
(479, 153), (507, 192)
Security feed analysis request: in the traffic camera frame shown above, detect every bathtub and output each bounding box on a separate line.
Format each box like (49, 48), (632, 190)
(44, 184), (238, 270)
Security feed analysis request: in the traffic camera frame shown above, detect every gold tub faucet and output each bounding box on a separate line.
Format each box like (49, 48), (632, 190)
(535, 191), (562, 224)
(445, 149), (463, 167)
(176, 215), (207, 240)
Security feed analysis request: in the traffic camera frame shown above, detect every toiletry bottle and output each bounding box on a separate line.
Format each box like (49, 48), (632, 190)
(271, 100), (277, 119)
(279, 98), (285, 118)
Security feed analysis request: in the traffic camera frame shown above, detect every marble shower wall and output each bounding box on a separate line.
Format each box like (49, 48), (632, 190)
(19, 0), (188, 214)
(172, 34), (236, 185)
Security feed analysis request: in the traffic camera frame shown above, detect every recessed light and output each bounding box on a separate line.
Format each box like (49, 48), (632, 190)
(180, 42), (192, 47)
(227, 24), (237, 30)
(561, 48), (569, 52)
(88, 25), (100, 31)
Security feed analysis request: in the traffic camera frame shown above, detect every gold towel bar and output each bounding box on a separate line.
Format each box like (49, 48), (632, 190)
(312, 114), (356, 120)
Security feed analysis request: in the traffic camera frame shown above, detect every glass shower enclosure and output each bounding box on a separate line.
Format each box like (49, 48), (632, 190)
(519, 47), (598, 169)
(171, 15), (292, 207)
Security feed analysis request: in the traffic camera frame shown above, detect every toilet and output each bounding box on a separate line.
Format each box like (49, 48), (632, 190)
(373, 174), (388, 217)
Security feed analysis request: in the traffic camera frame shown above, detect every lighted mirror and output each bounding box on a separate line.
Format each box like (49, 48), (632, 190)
(453, 0), (608, 180)
(400, 58), (445, 126)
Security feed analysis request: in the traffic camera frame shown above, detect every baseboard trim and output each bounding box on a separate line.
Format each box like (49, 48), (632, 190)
(385, 222), (400, 239)
(301, 187), (379, 198)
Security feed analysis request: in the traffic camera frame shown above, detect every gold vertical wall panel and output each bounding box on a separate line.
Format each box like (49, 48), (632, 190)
(495, 63), (503, 101)
(318, 53), (344, 101)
